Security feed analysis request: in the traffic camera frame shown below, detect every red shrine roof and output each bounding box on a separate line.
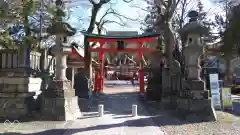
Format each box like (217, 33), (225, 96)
(68, 46), (99, 68)
(71, 46), (84, 57)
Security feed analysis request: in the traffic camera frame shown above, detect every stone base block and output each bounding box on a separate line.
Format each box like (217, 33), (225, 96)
(177, 98), (217, 121)
(41, 96), (81, 121)
(43, 80), (75, 98)
(146, 88), (162, 101)
(191, 90), (209, 99)
(184, 80), (205, 90)
(0, 77), (42, 94)
(78, 98), (90, 112)
(0, 67), (34, 77)
(0, 94), (36, 120)
(180, 90), (209, 99)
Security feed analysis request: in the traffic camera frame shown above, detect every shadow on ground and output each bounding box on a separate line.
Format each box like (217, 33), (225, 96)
(2, 115), (189, 135)
(78, 91), (210, 124)
(1, 91), (217, 135)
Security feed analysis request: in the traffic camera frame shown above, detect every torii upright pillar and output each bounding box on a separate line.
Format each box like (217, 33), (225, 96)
(137, 41), (145, 94)
(99, 42), (105, 92)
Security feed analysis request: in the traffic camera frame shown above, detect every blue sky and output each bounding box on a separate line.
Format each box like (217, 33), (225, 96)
(67, 0), (221, 45)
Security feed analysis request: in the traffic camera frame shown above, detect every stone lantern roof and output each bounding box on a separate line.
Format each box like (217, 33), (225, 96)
(179, 10), (208, 41)
(47, 22), (76, 36)
(46, 0), (76, 36)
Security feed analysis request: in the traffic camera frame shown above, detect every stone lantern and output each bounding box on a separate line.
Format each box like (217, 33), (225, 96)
(178, 10), (216, 121)
(41, 0), (81, 121)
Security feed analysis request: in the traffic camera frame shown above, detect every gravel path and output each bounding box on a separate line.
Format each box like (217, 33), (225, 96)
(143, 100), (240, 135)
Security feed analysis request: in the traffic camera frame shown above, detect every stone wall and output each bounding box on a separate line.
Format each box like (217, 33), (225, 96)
(0, 49), (50, 120)
(0, 77), (42, 119)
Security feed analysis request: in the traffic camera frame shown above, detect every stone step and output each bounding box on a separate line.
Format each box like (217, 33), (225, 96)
(180, 90), (209, 99)
(0, 92), (35, 97)
(183, 80), (205, 91)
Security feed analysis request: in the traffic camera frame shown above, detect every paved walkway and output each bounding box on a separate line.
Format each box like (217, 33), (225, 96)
(0, 86), (164, 135)
(63, 87), (164, 135)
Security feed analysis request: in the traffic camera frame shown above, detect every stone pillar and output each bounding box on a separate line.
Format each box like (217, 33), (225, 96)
(41, 35), (81, 121)
(183, 43), (209, 99)
(66, 68), (75, 88)
(71, 68), (75, 88)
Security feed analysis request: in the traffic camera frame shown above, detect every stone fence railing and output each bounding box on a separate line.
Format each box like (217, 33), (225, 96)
(0, 49), (55, 73)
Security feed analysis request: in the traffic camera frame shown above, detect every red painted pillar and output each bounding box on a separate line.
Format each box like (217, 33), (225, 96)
(94, 70), (100, 92)
(139, 68), (144, 93)
(137, 41), (144, 94)
(99, 41), (105, 92)
(94, 70), (97, 92)
(100, 51), (104, 92)
(97, 70), (101, 92)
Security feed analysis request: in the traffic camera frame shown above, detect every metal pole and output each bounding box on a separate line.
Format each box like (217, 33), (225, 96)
(132, 104), (138, 117)
(98, 104), (104, 117)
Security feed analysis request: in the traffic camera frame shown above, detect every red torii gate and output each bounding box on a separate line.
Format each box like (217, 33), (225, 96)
(81, 31), (159, 94)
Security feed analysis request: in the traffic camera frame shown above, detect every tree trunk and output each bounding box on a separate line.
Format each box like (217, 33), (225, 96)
(84, 37), (92, 79)
(19, 15), (31, 68)
(84, 5), (100, 79)
(40, 48), (48, 71)
(164, 22), (176, 104)
(224, 55), (232, 85)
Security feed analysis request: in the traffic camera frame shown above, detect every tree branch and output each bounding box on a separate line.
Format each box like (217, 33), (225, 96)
(168, 0), (180, 21)
(99, 0), (111, 5)
(122, 0), (134, 3)
(130, 5), (149, 12)
(95, 6), (140, 34)
(89, 0), (97, 5)
(98, 8), (113, 24)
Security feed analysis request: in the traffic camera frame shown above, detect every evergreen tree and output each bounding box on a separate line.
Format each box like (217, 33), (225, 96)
(197, 0), (215, 43)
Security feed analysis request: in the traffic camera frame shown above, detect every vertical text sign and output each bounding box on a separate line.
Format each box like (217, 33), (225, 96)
(209, 73), (222, 109)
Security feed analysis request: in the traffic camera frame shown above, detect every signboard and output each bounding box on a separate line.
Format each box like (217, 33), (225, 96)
(209, 74), (222, 109)
(221, 87), (233, 110)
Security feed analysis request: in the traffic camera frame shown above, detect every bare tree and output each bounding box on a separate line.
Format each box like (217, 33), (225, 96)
(174, 0), (193, 30)
(83, 0), (137, 80)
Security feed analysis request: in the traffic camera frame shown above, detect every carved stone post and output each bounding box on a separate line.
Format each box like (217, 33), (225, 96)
(178, 10), (216, 121)
(54, 36), (69, 80)
(184, 40), (203, 80)
(41, 0), (81, 121)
